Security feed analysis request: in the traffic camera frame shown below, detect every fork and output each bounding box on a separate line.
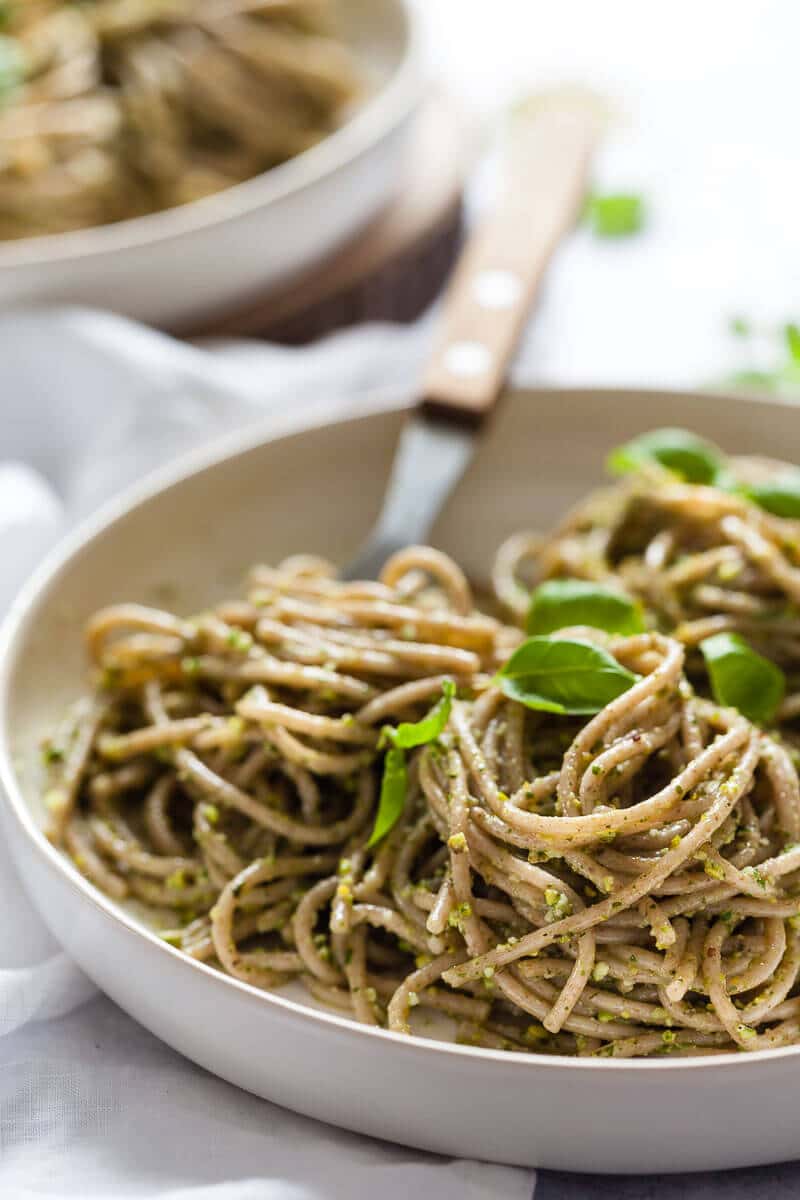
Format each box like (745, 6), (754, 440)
(341, 106), (597, 581)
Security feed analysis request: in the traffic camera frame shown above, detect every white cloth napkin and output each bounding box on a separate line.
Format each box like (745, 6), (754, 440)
(0, 308), (534, 1200)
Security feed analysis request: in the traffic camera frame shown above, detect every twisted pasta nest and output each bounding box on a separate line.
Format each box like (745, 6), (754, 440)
(494, 457), (800, 679)
(0, 0), (360, 238)
(43, 525), (800, 1058)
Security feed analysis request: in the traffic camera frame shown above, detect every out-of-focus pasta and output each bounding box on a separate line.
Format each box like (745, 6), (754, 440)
(0, 0), (360, 238)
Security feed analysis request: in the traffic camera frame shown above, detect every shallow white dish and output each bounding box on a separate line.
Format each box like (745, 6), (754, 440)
(0, 0), (422, 329)
(4, 385), (800, 1174)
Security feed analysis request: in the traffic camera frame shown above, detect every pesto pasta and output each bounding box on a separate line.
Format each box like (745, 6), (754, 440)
(0, 0), (359, 238)
(43, 435), (800, 1058)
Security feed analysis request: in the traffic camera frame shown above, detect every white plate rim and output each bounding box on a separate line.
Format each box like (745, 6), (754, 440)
(2, 383), (799, 1075)
(0, 0), (423, 269)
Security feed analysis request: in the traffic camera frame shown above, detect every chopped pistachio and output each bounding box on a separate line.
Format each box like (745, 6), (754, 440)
(544, 888), (572, 920)
(525, 1023), (549, 1043)
(744, 866), (768, 891)
(226, 628), (253, 652)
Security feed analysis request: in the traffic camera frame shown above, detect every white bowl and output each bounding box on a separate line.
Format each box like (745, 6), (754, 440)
(4, 386), (800, 1175)
(0, 0), (422, 329)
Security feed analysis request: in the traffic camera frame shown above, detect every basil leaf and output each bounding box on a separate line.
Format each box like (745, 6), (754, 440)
(527, 579), (644, 637)
(367, 747), (407, 848)
(369, 681), (456, 846)
(700, 633), (785, 725)
(607, 427), (723, 485)
(381, 679), (455, 751)
(495, 636), (639, 715)
(584, 192), (644, 238)
(786, 323), (800, 365)
(745, 471), (800, 519)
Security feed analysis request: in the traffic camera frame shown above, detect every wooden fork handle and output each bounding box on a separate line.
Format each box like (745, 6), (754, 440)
(421, 107), (596, 423)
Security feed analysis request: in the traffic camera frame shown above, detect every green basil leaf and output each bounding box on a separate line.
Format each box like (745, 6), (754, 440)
(527, 578), (644, 637)
(786, 323), (800, 365)
(367, 747), (407, 848)
(495, 636), (639, 715)
(700, 633), (785, 725)
(745, 471), (800, 519)
(381, 679), (455, 750)
(607, 428), (723, 484)
(368, 681), (456, 846)
(584, 192), (645, 238)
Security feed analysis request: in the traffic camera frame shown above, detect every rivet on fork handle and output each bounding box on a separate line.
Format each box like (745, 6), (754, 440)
(422, 109), (597, 426)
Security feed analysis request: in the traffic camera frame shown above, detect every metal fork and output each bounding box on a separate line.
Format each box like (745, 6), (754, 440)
(341, 107), (597, 581)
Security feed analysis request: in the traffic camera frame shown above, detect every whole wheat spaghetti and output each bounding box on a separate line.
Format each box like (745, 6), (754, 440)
(44, 441), (800, 1059)
(0, 0), (359, 238)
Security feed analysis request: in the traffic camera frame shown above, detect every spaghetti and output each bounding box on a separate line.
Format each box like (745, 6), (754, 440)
(0, 1), (359, 238)
(44, 444), (800, 1059)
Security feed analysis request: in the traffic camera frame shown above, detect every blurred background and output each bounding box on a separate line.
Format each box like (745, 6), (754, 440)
(0, 0), (796, 394)
(415, 0), (800, 390)
(1, 0), (799, 568)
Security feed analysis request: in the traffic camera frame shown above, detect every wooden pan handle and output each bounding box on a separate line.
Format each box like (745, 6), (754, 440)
(421, 107), (596, 423)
